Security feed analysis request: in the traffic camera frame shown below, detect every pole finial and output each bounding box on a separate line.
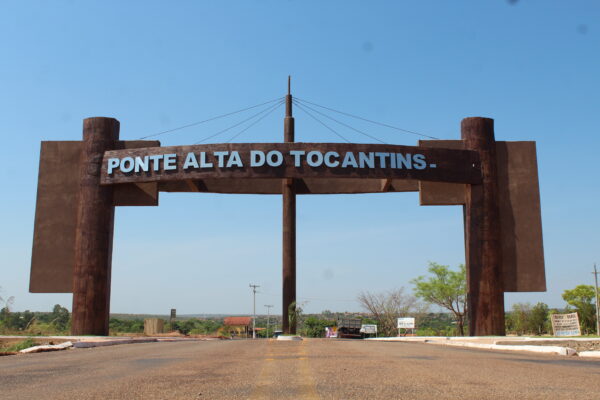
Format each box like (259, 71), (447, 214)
(288, 75), (291, 96)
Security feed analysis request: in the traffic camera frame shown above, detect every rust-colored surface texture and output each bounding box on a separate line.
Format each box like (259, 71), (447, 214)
(418, 139), (545, 293)
(112, 140), (161, 206)
(418, 140), (466, 206)
(158, 177), (419, 195)
(30, 140), (160, 294)
(71, 117), (120, 336)
(496, 141), (546, 292)
(30, 141), (82, 293)
(282, 93), (297, 334)
(462, 117), (506, 336)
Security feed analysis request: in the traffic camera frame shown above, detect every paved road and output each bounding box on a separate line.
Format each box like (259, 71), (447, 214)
(1, 339), (600, 399)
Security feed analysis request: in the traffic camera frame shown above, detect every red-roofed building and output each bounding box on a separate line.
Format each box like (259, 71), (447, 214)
(224, 317), (252, 326)
(223, 316), (253, 338)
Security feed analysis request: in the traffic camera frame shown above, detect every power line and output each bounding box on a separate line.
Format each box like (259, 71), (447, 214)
(294, 101), (351, 143)
(293, 99), (387, 144)
(138, 97), (283, 139)
(295, 97), (439, 140)
(226, 100), (284, 143)
(194, 100), (284, 145)
(299, 296), (357, 303)
(259, 291), (356, 303)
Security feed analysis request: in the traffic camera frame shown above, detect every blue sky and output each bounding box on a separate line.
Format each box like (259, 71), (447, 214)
(1, 1), (598, 315)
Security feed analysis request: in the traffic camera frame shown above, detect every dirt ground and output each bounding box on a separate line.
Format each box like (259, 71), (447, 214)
(496, 340), (600, 352)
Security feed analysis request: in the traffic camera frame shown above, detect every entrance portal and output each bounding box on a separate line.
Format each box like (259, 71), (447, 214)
(30, 86), (545, 336)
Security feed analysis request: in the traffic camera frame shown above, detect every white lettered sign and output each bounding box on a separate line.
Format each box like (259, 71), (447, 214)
(100, 143), (482, 185)
(551, 313), (581, 337)
(360, 324), (378, 334)
(397, 317), (415, 329)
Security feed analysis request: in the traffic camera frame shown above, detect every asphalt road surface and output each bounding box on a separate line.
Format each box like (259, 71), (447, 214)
(1, 339), (600, 399)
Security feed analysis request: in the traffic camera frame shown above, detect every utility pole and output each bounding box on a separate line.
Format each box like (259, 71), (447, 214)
(265, 304), (273, 338)
(593, 263), (600, 336)
(249, 284), (260, 339)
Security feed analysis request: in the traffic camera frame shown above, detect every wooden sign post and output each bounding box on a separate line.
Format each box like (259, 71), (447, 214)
(71, 117), (119, 336)
(282, 79), (297, 334)
(462, 117), (505, 336)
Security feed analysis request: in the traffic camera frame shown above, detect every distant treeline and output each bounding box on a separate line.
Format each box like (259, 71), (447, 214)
(1, 304), (590, 337)
(0, 304), (70, 335)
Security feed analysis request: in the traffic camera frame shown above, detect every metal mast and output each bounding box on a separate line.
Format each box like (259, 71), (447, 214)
(282, 76), (297, 334)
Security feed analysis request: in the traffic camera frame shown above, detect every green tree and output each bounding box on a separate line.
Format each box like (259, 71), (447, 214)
(507, 303), (532, 335)
(411, 263), (467, 336)
(50, 304), (70, 331)
(505, 302), (549, 335)
(172, 319), (198, 335)
(2, 310), (35, 331)
(417, 313), (456, 336)
(562, 285), (597, 334)
(530, 302), (549, 335)
(545, 308), (560, 334)
(0, 286), (15, 328)
(189, 319), (222, 335)
(302, 316), (335, 338)
(288, 301), (302, 333)
(109, 318), (145, 333)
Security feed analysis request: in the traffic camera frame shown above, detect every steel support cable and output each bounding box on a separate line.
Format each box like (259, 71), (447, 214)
(194, 100), (284, 144)
(138, 97), (284, 139)
(258, 291), (355, 303)
(226, 100), (284, 143)
(294, 102), (352, 143)
(295, 97), (439, 140)
(292, 99), (387, 144)
(298, 297), (356, 303)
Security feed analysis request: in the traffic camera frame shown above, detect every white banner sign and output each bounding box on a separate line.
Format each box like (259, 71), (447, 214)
(551, 313), (581, 337)
(360, 324), (377, 334)
(397, 317), (415, 329)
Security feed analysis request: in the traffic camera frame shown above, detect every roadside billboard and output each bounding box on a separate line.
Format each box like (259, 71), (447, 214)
(551, 313), (581, 337)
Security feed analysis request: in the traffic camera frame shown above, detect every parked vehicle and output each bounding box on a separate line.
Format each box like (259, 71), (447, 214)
(360, 324), (377, 338)
(337, 318), (363, 339)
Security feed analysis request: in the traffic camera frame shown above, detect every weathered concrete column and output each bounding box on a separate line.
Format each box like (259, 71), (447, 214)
(71, 117), (119, 335)
(282, 81), (297, 334)
(462, 117), (505, 336)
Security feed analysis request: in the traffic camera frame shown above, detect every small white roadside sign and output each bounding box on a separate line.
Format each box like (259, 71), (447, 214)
(360, 324), (377, 334)
(397, 317), (415, 329)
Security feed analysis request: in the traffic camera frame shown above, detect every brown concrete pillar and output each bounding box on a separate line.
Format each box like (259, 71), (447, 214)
(462, 117), (505, 336)
(71, 117), (119, 335)
(282, 84), (297, 334)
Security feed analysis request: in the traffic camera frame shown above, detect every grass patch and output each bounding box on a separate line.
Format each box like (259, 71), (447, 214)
(0, 338), (37, 352)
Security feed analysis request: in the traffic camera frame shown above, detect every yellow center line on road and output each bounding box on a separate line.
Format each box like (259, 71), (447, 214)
(250, 341), (276, 399)
(249, 339), (320, 400)
(297, 340), (320, 400)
